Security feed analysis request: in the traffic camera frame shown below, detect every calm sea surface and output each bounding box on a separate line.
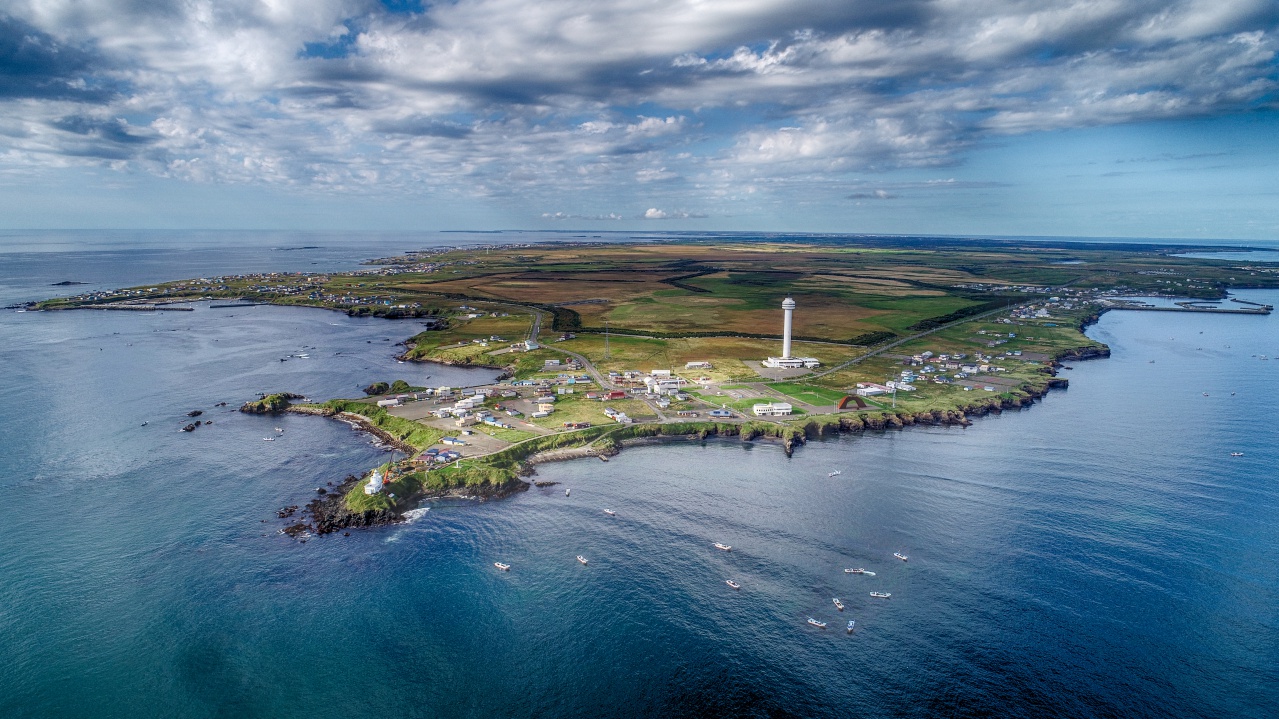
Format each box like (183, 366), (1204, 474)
(1, 233), (1277, 718)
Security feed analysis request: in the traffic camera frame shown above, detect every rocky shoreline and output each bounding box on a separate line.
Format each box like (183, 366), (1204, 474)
(273, 336), (1112, 538)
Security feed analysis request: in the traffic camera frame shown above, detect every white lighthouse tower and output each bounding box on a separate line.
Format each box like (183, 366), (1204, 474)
(763, 296), (820, 370)
(781, 296), (796, 359)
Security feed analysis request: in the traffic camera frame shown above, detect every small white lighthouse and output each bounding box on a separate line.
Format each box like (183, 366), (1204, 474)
(781, 296), (796, 359)
(364, 467), (385, 495)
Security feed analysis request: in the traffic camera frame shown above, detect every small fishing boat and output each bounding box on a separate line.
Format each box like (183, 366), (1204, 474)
(1203, 392), (1209, 396)
(565, 488), (570, 496)
(894, 552), (908, 561)
(833, 598), (844, 611)
(828, 470), (842, 477)
(713, 542), (732, 551)
(846, 620), (856, 633)
(844, 568), (869, 574)
(869, 591), (891, 598)
(274, 427), (284, 433)
(494, 562), (510, 571)
(807, 618), (827, 628)
(577, 555), (588, 565)
(140, 421), (148, 427)
(726, 580), (740, 590)
(263, 437), (276, 441)
(603, 509), (616, 516)
(1230, 452), (1244, 457)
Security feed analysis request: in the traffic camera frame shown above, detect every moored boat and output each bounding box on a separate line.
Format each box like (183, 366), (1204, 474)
(1230, 452), (1244, 457)
(726, 580), (740, 590)
(494, 562), (510, 571)
(870, 591), (891, 598)
(807, 617), (827, 628)
(713, 542), (732, 551)
(833, 598), (844, 611)
(262, 437), (276, 441)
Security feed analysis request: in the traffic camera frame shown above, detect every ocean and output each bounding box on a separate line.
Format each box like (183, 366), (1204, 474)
(0, 232), (1276, 718)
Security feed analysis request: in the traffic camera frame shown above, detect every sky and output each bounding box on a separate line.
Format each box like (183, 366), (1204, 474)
(1, 0), (1277, 238)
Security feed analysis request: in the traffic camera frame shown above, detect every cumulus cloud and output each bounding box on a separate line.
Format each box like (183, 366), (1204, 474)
(642, 208), (705, 219)
(0, 0), (1275, 207)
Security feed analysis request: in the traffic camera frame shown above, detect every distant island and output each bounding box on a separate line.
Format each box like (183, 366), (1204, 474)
(32, 237), (1279, 535)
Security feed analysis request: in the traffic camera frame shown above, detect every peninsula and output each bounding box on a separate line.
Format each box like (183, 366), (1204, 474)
(32, 236), (1279, 533)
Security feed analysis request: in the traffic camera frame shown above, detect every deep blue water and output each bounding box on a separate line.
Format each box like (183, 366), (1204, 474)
(1, 235), (1278, 718)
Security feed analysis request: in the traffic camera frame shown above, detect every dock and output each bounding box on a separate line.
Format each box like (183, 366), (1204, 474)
(1102, 300), (1271, 315)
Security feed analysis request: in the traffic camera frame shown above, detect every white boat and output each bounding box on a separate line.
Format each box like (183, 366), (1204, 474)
(894, 552), (908, 561)
(833, 598), (844, 611)
(713, 542), (732, 551)
(565, 488), (570, 496)
(274, 427), (284, 433)
(807, 617), (827, 628)
(494, 562), (510, 571)
(603, 509), (616, 516)
(726, 580), (740, 590)
(845, 567), (875, 575)
(263, 437), (276, 441)
(846, 620), (856, 633)
(577, 555), (588, 565)
(869, 591), (891, 598)
(1230, 452), (1244, 457)
(1203, 392), (1209, 397)
(828, 470), (842, 477)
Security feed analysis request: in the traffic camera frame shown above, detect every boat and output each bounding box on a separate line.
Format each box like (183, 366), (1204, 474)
(263, 437), (276, 441)
(726, 580), (740, 590)
(845, 567), (874, 575)
(846, 620), (856, 633)
(807, 618), (827, 628)
(140, 421), (148, 427)
(1203, 392), (1209, 397)
(713, 542), (732, 551)
(833, 598), (844, 611)
(494, 562), (510, 571)
(894, 552), (908, 561)
(274, 427), (284, 433)
(603, 509), (616, 516)
(869, 591), (891, 598)
(565, 488), (570, 496)
(828, 470), (842, 477)
(1230, 452), (1244, 457)
(577, 555), (588, 565)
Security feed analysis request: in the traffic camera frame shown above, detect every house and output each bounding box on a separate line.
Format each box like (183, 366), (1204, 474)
(523, 340), (540, 351)
(604, 390), (627, 400)
(752, 402), (794, 417)
(376, 398), (401, 407)
(537, 401), (556, 413)
(651, 369), (671, 377)
(676, 411), (699, 417)
(440, 436), (466, 446)
(544, 358), (561, 367)
(612, 413), (632, 423)
(762, 356), (821, 369)
(855, 382), (890, 397)
(531, 410), (551, 418)
(685, 361), (713, 369)
(708, 409), (734, 418)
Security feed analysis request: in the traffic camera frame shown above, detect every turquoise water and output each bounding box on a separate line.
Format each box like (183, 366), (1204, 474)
(1, 236), (1277, 717)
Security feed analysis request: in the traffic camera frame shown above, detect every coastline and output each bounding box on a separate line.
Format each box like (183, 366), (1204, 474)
(276, 329), (1109, 537)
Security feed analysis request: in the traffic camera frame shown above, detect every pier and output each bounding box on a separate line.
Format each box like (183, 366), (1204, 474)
(1101, 300), (1271, 315)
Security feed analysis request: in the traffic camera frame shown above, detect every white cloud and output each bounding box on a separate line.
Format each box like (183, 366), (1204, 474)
(0, 0), (1274, 209)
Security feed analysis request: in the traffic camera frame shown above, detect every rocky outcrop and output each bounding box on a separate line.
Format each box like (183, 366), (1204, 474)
(240, 392), (305, 413)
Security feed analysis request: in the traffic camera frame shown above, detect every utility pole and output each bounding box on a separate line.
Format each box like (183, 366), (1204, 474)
(604, 319), (610, 360)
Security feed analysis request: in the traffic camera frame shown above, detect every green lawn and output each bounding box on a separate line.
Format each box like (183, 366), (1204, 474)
(768, 382), (850, 406)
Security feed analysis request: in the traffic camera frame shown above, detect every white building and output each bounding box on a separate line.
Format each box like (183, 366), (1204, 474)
(364, 468), (385, 495)
(763, 296), (820, 369)
(752, 402), (794, 416)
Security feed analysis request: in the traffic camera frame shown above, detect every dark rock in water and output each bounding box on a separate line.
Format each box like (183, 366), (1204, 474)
(186, 410), (203, 417)
(282, 523), (309, 537)
(343, 532), (350, 537)
(51, 281), (90, 286)
(316, 488), (327, 495)
(363, 381), (390, 396)
(180, 423), (197, 432)
(533, 481), (560, 488)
